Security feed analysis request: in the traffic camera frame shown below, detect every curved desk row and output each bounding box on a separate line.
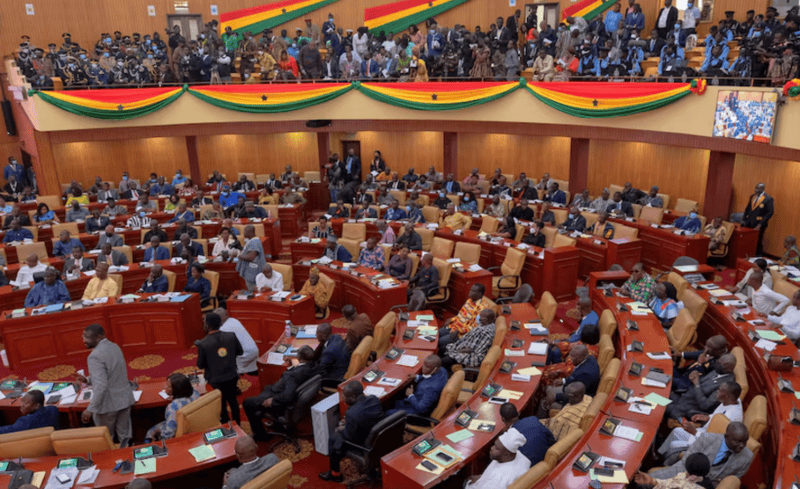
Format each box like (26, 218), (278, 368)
(227, 290), (317, 350)
(0, 293), (203, 370)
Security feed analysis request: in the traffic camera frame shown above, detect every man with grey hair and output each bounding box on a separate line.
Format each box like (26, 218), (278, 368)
(24, 266), (70, 307)
(255, 264), (283, 292)
(236, 224), (266, 290)
(590, 188), (613, 211)
(639, 185), (664, 207)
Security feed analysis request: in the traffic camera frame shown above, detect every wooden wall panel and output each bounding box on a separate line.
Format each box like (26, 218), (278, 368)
(731, 155), (800, 257)
(587, 140), (710, 211)
(196, 132), (319, 180)
(51, 137), (189, 187)
(457, 133), (570, 182)
(328, 131), (443, 180)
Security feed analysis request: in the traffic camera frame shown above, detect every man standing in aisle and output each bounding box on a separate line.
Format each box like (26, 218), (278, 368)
(236, 224), (267, 291)
(742, 182), (774, 256)
(345, 147), (361, 184)
(76, 324), (136, 444)
(196, 313), (243, 425)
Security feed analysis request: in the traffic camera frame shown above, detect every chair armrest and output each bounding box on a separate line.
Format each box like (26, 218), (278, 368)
(496, 275), (521, 290)
(486, 266), (501, 272)
(461, 367), (481, 381)
(342, 439), (372, 454)
(321, 377), (345, 389)
(390, 304), (409, 312)
(405, 414), (441, 427)
(495, 296), (514, 304)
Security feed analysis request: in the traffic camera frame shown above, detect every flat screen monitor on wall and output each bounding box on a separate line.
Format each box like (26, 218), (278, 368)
(712, 90), (779, 144)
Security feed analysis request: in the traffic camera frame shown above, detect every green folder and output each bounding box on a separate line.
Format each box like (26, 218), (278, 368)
(134, 459), (156, 475)
(445, 430), (474, 443)
(189, 444), (216, 462)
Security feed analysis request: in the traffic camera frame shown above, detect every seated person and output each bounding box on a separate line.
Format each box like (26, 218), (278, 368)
(768, 289), (800, 342)
(334, 304), (374, 352)
(571, 189), (592, 208)
(672, 335), (729, 393)
(704, 217), (727, 253)
(354, 201), (377, 219)
(780, 235), (800, 267)
(489, 176), (511, 197)
(238, 201), (268, 220)
(126, 211), (150, 230)
(433, 191), (451, 210)
(402, 168), (419, 184)
(233, 174), (256, 192)
(543, 182), (566, 205)
(377, 220), (396, 245)
(243, 345), (316, 441)
(63, 246), (95, 277)
(25, 266), (70, 307)
(330, 199), (350, 219)
(650, 282), (681, 329)
(142, 221), (168, 244)
(458, 191), (478, 213)
(494, 216), (518, 239)
(0, 390), (59, 434)
(539, 202), (555, 226)
(413, 174), (431, 190)
(53, 230), (85, 257)
(387, 354), (448, 416)
(674, 211), (702, 234)
(299, 267), (330, 319)
(212, 227), (241, 259)
(357, 236), (384, 271)
(542, 344), (600, 409)
(745, 270), (790, 316)
(95, 225), (124, 249)
(439, 284), (490, 348)
(463, 428), (531, 489)
(184, 263), (211, 302)
(97, 242), (129, 267)
(138, 264), (169, 293)
(632, 452), (714, 489)
(255, 264), (284, 292)
(522, 221), (546, 247)
(144, 373), (200, 442)
(309, 216), (334, 239)
(639, 186), (664, 207)
(144, 236), (170, 262)
(621, 262), (656, 302)
(566, 297), (599, 343)
(319, 382), (384, 483)
(192, 191), (214, 207)
(441, 308), (497, 371)
(649, 423), (754, 485)
(34, 203), (59, 224)
(135, 195), (157, 213)
(606, 191), (634, 217)
(499, 403), (555, 465)
(172, 219), (198, 241)
(384, 200), (407, 221)
(407, 202), (426, 223)
(540, 381), (592, 440)
(443, 203), (471, 230)
(408, 253), (440, 297)
(665, 354), (737, 422)
(395, 222), (422, 250)
(3, 206), (31, 229)
(174, 233), (203, 258)
(202, 202), (223, 220)
(658, 381), (743, 464)
(224, 436), (281, 489)
(66, 201), (90, 222)
(387, 245), (413, 281)
(82, 262), (120, 299)
(102, 199), (127, 217)
(17, 254), (47, 283)
(543, 324), (600, 387)
(588, 211), (615, 239)
(486, 195), (508, 218)
(559, 205), (586, 232)
(168, 202), (195, 223)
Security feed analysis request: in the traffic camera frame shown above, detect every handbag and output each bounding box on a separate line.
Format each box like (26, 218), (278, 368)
(765, 353), (794, 372)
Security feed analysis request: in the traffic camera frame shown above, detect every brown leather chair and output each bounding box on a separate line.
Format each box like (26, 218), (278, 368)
(490, 247), (525, 297)
(453, 242), (481, 265)
(16, 242), (48, 262)
(681, 288), (707, 324)
(0, 427), (55, 458)
(708, 221), (736, 258)
(536, 291), (558, 328)
(430, 237), (454, 260)
(174, 389), (223, 437)
(550, 208), (568, 227)
(579, 392), (608, 431)
(372, 312), (397, 358)
(241, 459), (293, 489)
(507, 461), (551, 489)
(51, 426), (116, 455)
(339, 223), (367, 259)
(416, 227), (435, 252)
(638, 206), (665, 225)
(200, 270), (220, 312)
(317, 272), (336, 319)
(666, 272), (690, 299)
(113, 245), (134, 265)
(543, 428), (584, 468)
(541, 226), (557, 248)
(271, 263), (293, 291)
(598, 309), (617, 337)
(457, 345), (501, 404)
(162, 269), (177, 292)
(597, 334), (615, 373)
(491, 316), (508, 349)
(610, 223), (638, 239)
(108, 273), (123, 293)
(421, 206), (440, 224)
(427, 258), (453, 306)
(405, 370), (465, 435)
(552, 234), (577, 248)
(731, 347), (748, 399)
(742, 395), (767, 440)
(674, 198), (699, 213)
(598, 358), (620, 396)
(716, 476), (741, 489)
(344, 336), (373, 379)
(52, 222), (80, 236)
(479, 216), (499, 234)
(666, 308), (697, 352)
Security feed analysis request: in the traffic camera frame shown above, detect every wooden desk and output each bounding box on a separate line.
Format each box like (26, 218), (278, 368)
(661, 212), (758, 268)
(671, 264), (716, 280)
(289, 239), (326, 263)
(610, 218), (710, 271)
(692, 285), (796, 487)
(0, 294), (203, 370)
(587, 270), (631, 293)
(575, 236), (642, 280)
(0, 424), (245, 489)
(226, 291), (316, 350)
(292, 261), (408, 324)
(278, 204), (303, 239)
(395, 311), (440, 352)
(380, 304), (545, 489)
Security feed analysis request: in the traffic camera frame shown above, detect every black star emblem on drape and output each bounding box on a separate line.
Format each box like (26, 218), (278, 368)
(431, 94), (438, 100)
(592, 99), (599, 107)
(261, 95), (268, 101)
(429, 2), (434, 6)
(282, 8), (287, 13)
(117, 104), (124, 111)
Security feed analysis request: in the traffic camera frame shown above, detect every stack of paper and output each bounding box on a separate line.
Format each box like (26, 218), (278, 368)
(527, 342), (549, 355)
(364, 386), (386, 397)
(612, 424), (643, 442)
(266, 352), (285, 365)
(755, 330), (784, 341)
(77, 466), (100, 485)
(755, 339), (777, 351)
(396, 355), (420, 367)
(517, 367), (542, 376)
(45, 467), (80, 489)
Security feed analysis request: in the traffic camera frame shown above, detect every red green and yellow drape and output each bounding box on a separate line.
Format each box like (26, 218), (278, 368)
(364, 0), (470, 36)
(32, 86), (184, 120)
(562, 0), (618, 22)
(30, 79), (702, 120)
(219, 0), (341, 35)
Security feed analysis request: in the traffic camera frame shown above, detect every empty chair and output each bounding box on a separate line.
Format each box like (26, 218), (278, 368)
(597, 334), (615, 373)
(241, 460), (293, 489)
(453, 242), (481, 265)
(672, 256), (699, 268)
(0, 427), (55, 458)
(731, 347), (748, 399)
(496, 284), (534, 304)
(317, 273), (336, 319)
(342, 411), (408, 487)
(162, 269), (177, 292)
(489, 247), (525, 297)
(372, 312), (397, 358)
(666, 308), (697, 352)
(597, 358), (620, 396)
(638, 206), (665, 225)
(579, 392), (608, 432)
(543, 428), (585, 468)
(421, 205), (440, 224)
(742, 395), (767, 440)
(507, 461), (551, 489)
(666, 272), (690, 298)
(51, 426), (116, 455)
(681, 288), (708, 323)
(425, 258), (453, 307)
(416, 228), (435, 251)
(479, 216), (499, 234)
(674, 198), (699, 213)
(537, 291), (558, 328)
(430, 237), (454, 259)
(598, 309), (617, 337)
(457, 346), (501, 404)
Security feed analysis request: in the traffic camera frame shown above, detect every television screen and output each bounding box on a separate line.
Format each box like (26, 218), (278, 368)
(713, 90), (778, 144)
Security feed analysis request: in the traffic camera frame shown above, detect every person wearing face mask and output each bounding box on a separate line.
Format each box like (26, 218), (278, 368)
(171, 170), (186, 187)
(674, 210), (702, 234)
(682, 1), (701, 41)
(559, 205), (586, 233)
(64, 56), (88, 87)
(86, 58), (109, 86)
(219, 185), (244, 208)
(96, 224), (124, 249)
(322, 13), (336, 43)
(66, 201), (90, 222)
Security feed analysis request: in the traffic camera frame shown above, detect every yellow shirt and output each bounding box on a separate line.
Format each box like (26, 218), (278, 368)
(444, 213), (471, 231)
(258, 195), (279, 205)
(82, 276), (120, 300)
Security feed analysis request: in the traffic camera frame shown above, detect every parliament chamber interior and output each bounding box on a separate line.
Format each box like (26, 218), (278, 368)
(1, 0), (800, 488)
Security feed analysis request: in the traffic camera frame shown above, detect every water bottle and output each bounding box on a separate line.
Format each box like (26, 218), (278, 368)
(285, 320), (292, 337)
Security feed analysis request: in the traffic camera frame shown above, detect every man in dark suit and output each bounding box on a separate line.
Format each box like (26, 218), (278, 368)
(97, 242), (129, 267)
(138, 264), (169, 293)
(507, 10), (521, 40)
(345, 148), (361, 184)
(494, 17), (513, 53)
(174, 233), (203, 258)
(742, 182), (774, 256)
(442, 173), (461, 194)
(560, 205), (587, 232)
(500, 403), (555, 466)
(319, 381), (384, 482)
(645, 29), (667, 58)
(95, 224), (124, 249)
(543, 344), (600, 411)
(63, 246), (95, 276)
(665, 353), (736, 422)
(2, 204), (31, 229)
(607, 191), (634, 217)
(650, 422), (753, 484)
(313, 322), (350, 379)
(354, 201), (377, 219)
(120, 182), (142, 201)
(196, 313), (243, 425)
(655, 0), (679, 39)
(387, 354), (448, 416)
(672, 335), (728, 392)
(243, 345), (316, 441)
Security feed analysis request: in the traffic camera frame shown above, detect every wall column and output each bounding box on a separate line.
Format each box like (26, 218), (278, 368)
(317, 131), (330, 181)
(704, 151), (735, 219)
(185, 136), (200, 185)
(568, 138), (590, 196)
(443, 132), (458, 178)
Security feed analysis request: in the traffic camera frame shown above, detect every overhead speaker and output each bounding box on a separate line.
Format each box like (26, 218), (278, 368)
(306, 120), (332, 128)
(1, 100), (16, 136)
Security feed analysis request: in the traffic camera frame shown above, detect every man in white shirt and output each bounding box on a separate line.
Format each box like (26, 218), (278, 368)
(17, 254), (47, 284)
(682, 1), (701, 35)
(747, 270), (790, 316)
(768, 290), (800, 341)
(728, 259), (772, 299)
(657, 381), (743, 464)
(464, 428), (530, 489)
(216, 308), (259, 375)
(255, 264), (284, 292)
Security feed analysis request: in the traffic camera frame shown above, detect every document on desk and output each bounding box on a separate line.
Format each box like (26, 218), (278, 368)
(612, 424), (643, 442)
(643, 393), (672, 406)
(446, 429), (475, 443)
(527, 342), (549, 355)
(396, 355), (420, 367)
(416, 314), (435, 321)
(504, 349), (525, 357)
(755, 329), (784, 341)
(646, 351), (671, 360)
(642, 377), (667, 388)
(133, 391), (143, 402)
(589, 468), (629, 483)
(628, 400), (654, 415)
(363, 386), (386, 397)
(755, 339), (777, 352)
(44, 467), (79, 489)
(709, 288), (734, 297)
(189, 444), (217, 462)
(266, 352), (285, 365)
(77, 466), (100, 485)
(377, 377), (401, 387)
(517, 367), (542, 376)
(134, 459), (156, 475)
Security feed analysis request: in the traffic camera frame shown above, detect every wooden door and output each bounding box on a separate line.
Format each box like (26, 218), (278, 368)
(167, 14), (203, 43)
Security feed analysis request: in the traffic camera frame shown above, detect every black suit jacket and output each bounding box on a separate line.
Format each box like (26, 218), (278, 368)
(606, 201), (634, 217)
(3, 214), (31, 229)
(646, 37), (666, 56)
(742, 193), (774, 228)
(262, 362), (315, 406)
(657, 7), (679, 34)
(196, 331), (243, 384)
(342, 395), (384, 444)
(442, 180), (461, 194)
(314, 334), (351, 379)
(556, 355), (600, 404)
(388, 180), (406, 191)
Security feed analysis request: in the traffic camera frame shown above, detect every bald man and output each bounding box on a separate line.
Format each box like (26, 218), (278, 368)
(387, 354), (448, 416)
(125, 479), (152, 489)
(224, 436), (280, 489)
(665, 353), (737, 422)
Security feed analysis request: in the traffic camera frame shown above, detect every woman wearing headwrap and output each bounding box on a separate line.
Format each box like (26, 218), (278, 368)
(299, 266), (330, 318)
